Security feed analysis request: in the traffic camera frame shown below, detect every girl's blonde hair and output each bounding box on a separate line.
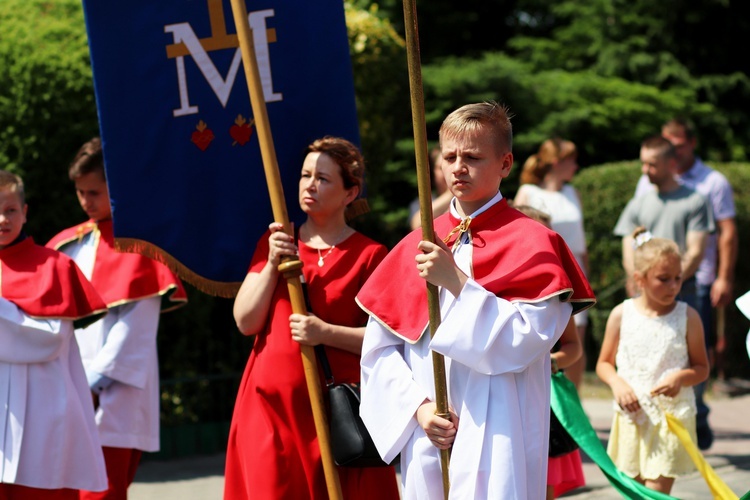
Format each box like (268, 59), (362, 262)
(632, 226), (681, 275)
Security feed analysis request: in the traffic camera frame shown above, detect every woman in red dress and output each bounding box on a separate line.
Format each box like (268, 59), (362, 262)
(224, 137), (400, 500)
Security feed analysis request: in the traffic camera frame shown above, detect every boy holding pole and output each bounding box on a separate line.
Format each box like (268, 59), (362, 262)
(47, 138), (187, 499)
(357, 102), (595, 499)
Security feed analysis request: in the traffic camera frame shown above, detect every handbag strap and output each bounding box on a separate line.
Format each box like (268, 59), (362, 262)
(296, 227), (335, 388)
(315, 345), (335, 387)
(302, 280), (335, 387)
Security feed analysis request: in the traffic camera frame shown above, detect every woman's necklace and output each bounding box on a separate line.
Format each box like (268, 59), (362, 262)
(316, 226), (349, 267)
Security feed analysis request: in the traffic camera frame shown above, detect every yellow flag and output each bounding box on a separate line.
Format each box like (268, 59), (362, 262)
(665, 413), (739, 500)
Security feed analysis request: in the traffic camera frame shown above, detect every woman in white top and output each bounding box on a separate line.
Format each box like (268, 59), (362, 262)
(514, 138), (590, 390)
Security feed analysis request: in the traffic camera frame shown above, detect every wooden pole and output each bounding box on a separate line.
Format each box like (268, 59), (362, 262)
(228, 2), (343, 498)
(401, 0), (450, 496)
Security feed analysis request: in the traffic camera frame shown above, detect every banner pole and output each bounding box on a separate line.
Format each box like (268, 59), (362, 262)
(228, 2), (343, 498)
(401, 0), (450, 496)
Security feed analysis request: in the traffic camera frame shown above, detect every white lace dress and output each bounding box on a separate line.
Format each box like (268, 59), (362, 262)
(607, 299), (697, 480)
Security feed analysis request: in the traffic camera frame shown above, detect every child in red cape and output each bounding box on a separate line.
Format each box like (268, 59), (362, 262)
(47, 138), (187, 500)
(0, 169), (108, 499)
(357, 102), (596, 499)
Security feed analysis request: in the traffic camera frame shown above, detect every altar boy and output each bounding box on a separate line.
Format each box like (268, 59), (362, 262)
(0, 169), (108, 498)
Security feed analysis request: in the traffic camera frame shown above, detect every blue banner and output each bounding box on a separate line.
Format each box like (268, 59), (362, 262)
(81, 0), (360, 296)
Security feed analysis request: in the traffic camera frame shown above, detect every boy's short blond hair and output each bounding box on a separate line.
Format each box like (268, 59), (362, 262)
(438, 101), (513, 156)
(0, 170), (26, 205)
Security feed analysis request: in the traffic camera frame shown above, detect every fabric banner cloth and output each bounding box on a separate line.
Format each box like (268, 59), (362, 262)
(81, 0), (360, 296)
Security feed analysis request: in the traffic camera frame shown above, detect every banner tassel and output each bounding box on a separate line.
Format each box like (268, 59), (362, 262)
(115, 238), (241, 298)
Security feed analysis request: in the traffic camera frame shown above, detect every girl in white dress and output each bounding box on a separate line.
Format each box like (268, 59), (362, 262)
(596, 227), (709, 494)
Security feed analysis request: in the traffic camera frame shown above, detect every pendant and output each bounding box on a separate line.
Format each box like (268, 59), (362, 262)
(318, 256), (325, 267)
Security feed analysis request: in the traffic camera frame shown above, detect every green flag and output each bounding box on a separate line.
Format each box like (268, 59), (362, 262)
(550, 371), (676, 500)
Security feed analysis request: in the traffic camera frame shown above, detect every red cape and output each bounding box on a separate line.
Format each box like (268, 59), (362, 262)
(356, 199), (596, 342)
(47, 219), (187, 312)
(0, 237), (108, 329)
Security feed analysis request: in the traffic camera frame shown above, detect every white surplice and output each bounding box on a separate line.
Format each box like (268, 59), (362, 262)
(0, 298), (107, 491)
(60, 232), (162, 452)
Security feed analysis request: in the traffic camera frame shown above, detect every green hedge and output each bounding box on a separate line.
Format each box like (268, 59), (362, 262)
(573, 161), (750, 379)
(0, 0), (100, 242)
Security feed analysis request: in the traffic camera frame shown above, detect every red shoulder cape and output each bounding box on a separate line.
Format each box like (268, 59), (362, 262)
(0, 237), (108, 329)
(356, 199), (596, 343)
(47, 219), (187, 312)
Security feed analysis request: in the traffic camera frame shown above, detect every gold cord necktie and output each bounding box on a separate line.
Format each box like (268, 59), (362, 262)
(442, 217), (472, 251)
(76, 221), (97, 243)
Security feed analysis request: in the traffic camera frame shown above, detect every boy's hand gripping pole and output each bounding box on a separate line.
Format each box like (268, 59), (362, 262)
(228, 2), (343, 498)
(402, 0), (451, 497)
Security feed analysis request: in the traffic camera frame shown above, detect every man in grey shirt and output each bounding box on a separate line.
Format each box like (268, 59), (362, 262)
(614, 135), (714, 300)
(632, 119), (736, 451)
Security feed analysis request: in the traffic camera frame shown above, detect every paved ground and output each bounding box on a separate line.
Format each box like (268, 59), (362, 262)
(131, 384), (750, 499)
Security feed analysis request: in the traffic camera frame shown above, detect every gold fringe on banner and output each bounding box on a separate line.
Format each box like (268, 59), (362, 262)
(114, 237), (242, 298)
(114, 198), (369, 298)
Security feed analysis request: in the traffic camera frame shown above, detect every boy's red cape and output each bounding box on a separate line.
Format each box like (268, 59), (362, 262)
(47, 219), (187, 312)
(0, 237), (108, 329)
(356, 199), (596, 343)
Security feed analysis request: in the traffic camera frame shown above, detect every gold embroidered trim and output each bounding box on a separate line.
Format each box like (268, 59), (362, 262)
(114, 237), (242, 298)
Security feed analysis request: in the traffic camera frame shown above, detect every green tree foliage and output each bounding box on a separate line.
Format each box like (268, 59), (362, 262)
(346, 3), (408, 170)
(344, 3), (412, 245)
(347, 0), (520, 60)
(358, 0), (750, 163)
(0, 0), (99, 242)
(507, 0), (750, 161)
(157, 289), (249, 427)
(421, 53), (704, 167)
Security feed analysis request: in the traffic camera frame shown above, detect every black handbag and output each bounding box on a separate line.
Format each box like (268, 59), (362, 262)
(549, 407), (579, 457)
(315, 345), (391, 467)
(300, 254), (389, 468)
